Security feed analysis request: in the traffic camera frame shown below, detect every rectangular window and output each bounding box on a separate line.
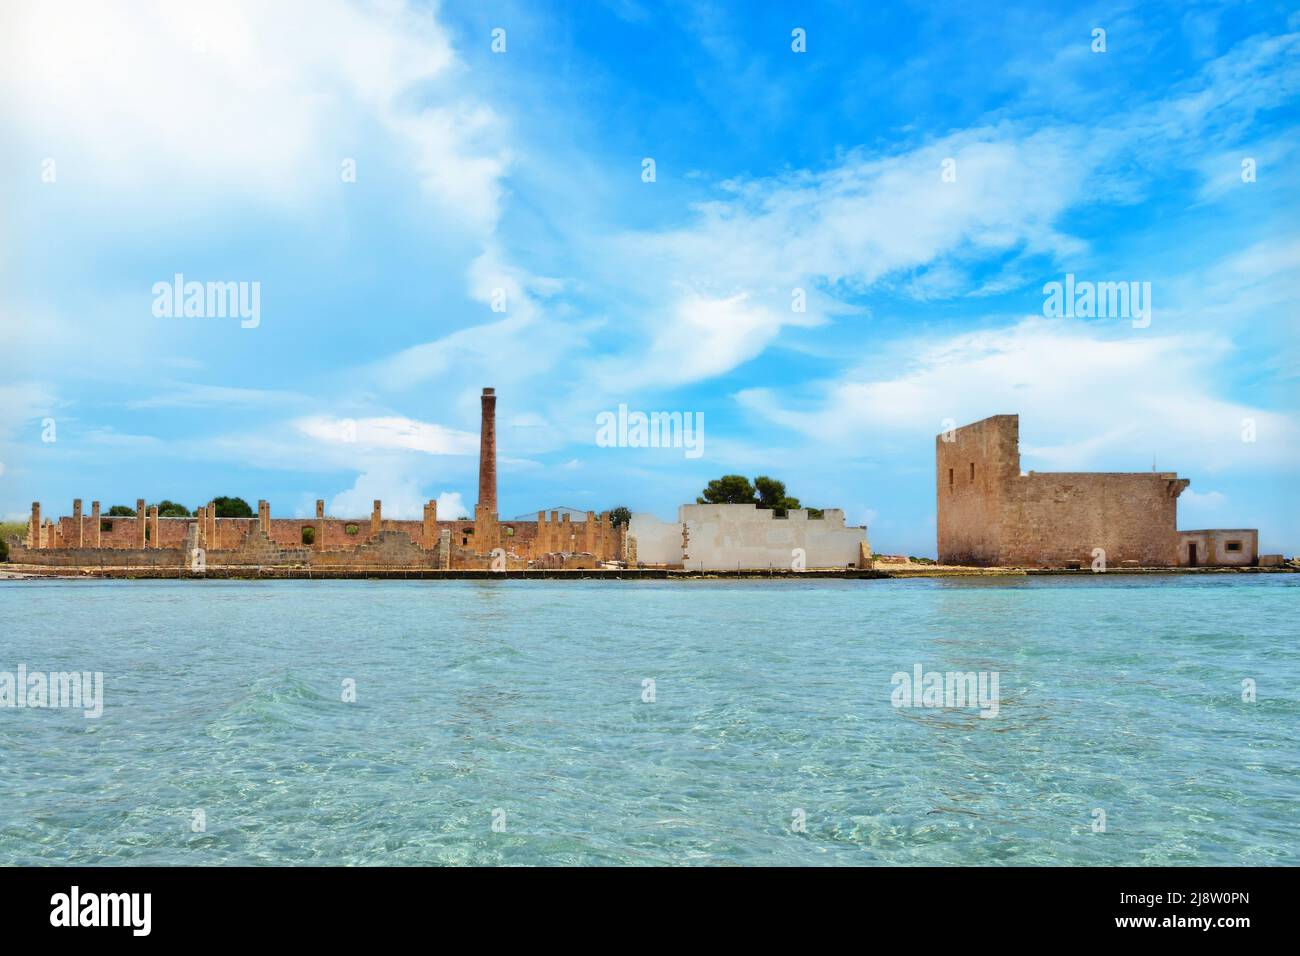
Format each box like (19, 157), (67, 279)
(948, 468), (954, 489)
(1225, 541), (1242, 552)
(970, 462), (975, 481)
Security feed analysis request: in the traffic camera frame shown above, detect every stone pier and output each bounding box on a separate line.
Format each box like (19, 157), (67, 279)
(73, 499), (84, 547)
(91, 500), (101, 548)
(136, 498), (147, 547)
(370, 500), (382, 539)
(315, 500), (326, 551)
(29, 502), (40, 548)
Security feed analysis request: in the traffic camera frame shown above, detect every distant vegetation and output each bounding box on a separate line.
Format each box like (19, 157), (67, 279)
(608, 506), (631, 527)
(107, 501), (192, 517)
(212, 497), (253, 518)
(697, 475), (823, 517)
(0, 522), (27, 562)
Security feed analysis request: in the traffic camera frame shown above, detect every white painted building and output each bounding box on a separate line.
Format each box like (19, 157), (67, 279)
(628, 504), (870, 570)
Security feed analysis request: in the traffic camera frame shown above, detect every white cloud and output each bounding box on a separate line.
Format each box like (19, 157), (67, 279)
(0, 382), (57, 438)
(736, 316), (1299, 473)
(628, 127), (1092, 299)
(295, 415), (477, 456)
(328, 467), (426, 520)
(435, 491), (469, 519)
(595, 292), (820, 391)
(0, 0), (506, 226)
(1182, 489), (1228, 508)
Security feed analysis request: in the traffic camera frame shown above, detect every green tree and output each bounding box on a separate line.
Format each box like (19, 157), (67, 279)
(107, 505), (136, 517)
(154, 500), (191, 517)
(212, 496), (254, 518)
(698, 475), (823, 516)
(696, 475), (756, 505)
(608, 506), (632, 527)
(754, 476), (800, 512)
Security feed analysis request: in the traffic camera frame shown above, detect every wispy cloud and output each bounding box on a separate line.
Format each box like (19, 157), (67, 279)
(294, 415), (478, 456)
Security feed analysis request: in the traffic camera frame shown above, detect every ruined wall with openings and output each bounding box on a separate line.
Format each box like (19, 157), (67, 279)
(22, 502), (621, 568)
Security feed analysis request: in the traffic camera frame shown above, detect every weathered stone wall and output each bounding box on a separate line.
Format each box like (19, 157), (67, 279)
(23, 511), (617, 568)
(938, 414), (1188, 567)
(936, 415), (1018, 565)
(1002, 472), (1185, 567)
(5, 538), (186, 568)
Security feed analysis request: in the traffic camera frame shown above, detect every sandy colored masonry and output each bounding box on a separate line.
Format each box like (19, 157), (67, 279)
(8, 402), (1272, 572)
(937, 415), (1260, 568)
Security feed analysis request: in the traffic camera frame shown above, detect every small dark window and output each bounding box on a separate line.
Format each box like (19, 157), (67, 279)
(1225, 541), (1242, 552)
(948, 468), (954, 489)
(970, 462), (975, 480)
(301, 527), (315, 545)
(462, 537), (469, 545)
(101, 520), (112, 532)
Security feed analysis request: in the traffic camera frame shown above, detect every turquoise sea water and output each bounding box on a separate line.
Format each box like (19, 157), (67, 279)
(0, 576), (1296, 866)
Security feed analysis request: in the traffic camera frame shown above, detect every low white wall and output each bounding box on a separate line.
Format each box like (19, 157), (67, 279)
(628, 504), (869, 569)
(627, 512), (684, 565)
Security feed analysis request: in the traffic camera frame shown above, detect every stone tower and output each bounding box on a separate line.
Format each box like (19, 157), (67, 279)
(937, 414), (1188, 567)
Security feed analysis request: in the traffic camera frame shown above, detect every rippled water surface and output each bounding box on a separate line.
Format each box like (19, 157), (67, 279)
(1, 576), (1296, 865)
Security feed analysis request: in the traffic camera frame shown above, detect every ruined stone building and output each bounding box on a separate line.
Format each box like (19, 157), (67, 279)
(10, 388), (623, 571)
(937, 414), (1261, 568)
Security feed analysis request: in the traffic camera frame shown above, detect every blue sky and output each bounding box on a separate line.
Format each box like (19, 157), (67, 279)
(2, 0), (1298, 555)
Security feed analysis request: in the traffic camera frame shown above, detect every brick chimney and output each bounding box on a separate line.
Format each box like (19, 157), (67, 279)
(478, 387), (497, 517)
